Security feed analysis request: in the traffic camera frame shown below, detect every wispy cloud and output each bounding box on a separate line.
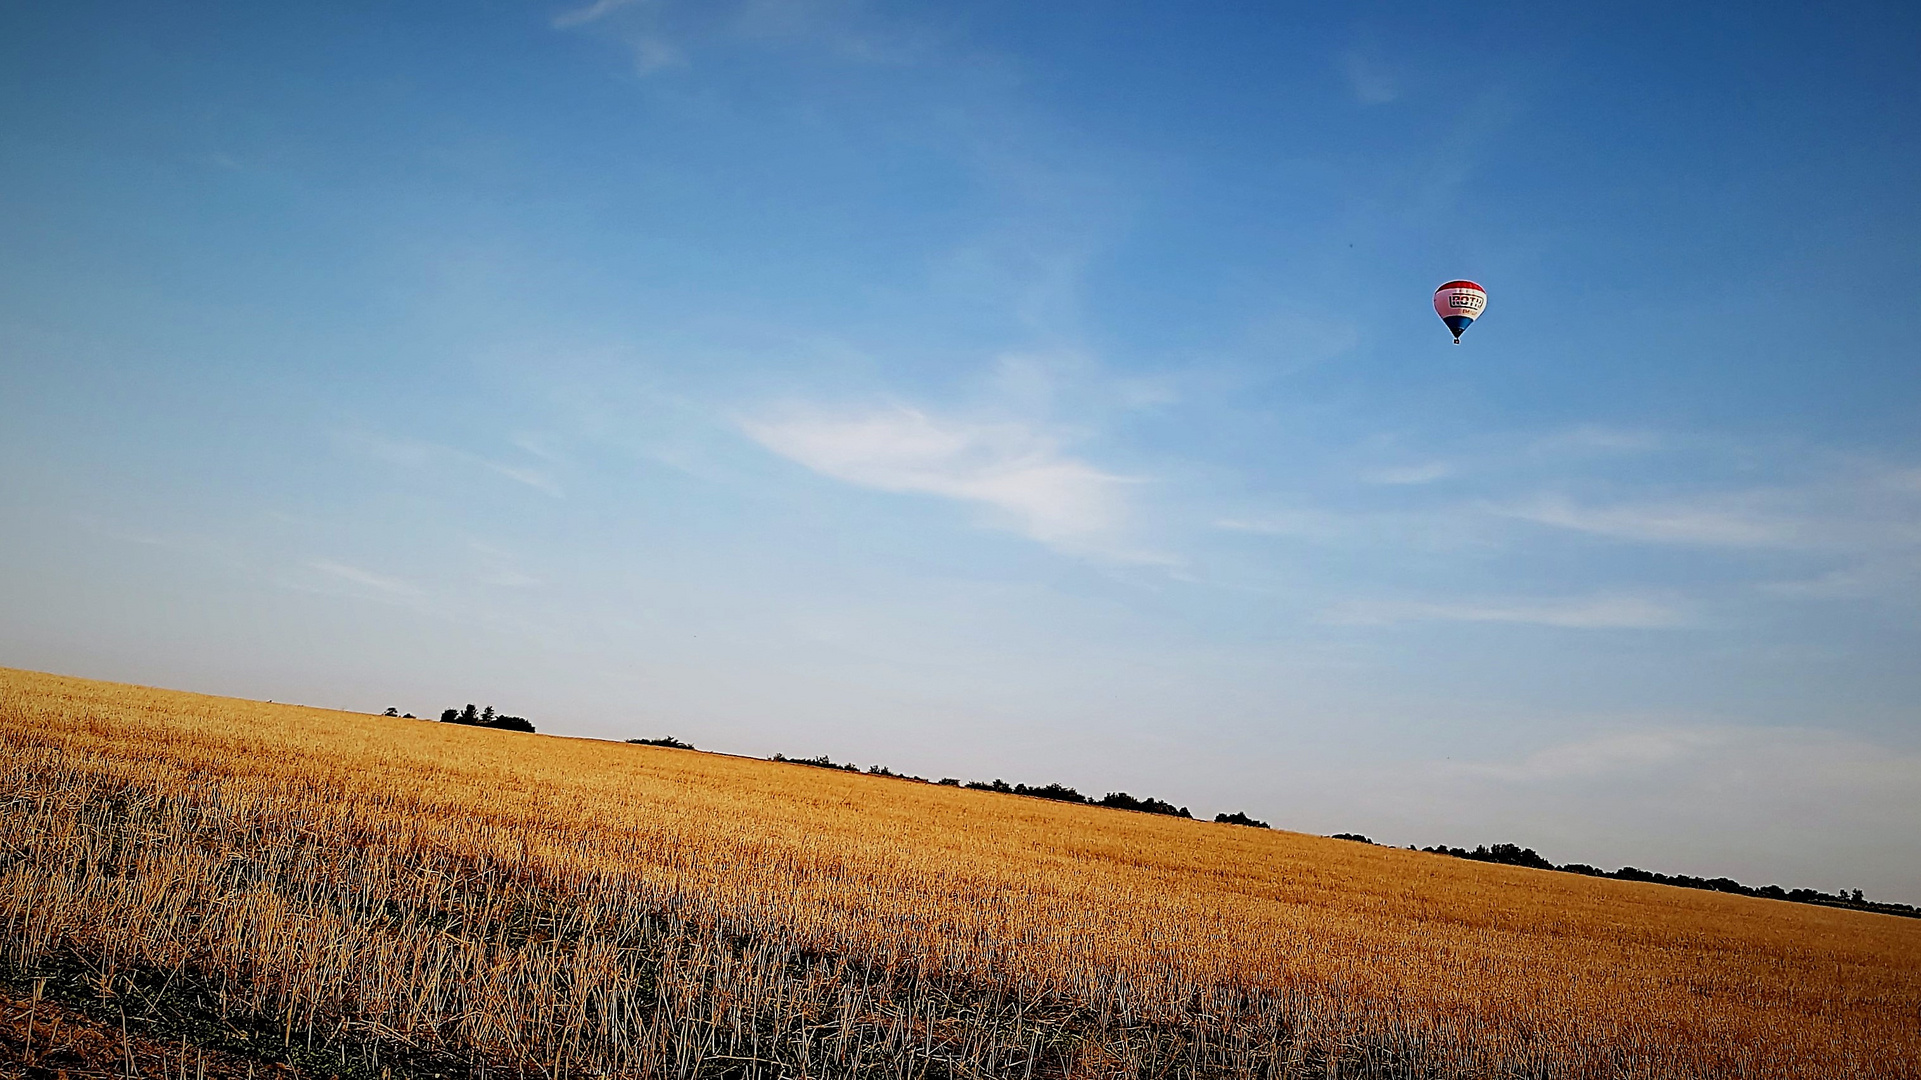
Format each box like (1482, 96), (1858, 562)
(627, 35), (686, 73)
(744, 405), (1163, 561)
(308, 560), (422, 597)
(1434, 725), (1921, 813)
(469, 541), (545, 589)
(1338, 49), (1396, 104)
(554, 0), (919, 74)
(552, 0), (642, 29)
(1499, 463), (1921, 556)
(1761, 555), (1921, 599)
(1450, 728), (1721, 783)
(1214, 501), (1491, 553)
(1884, 468), (1921, 494)
(510, 434), (568, 464)
(1211, 422), (1921, 611)
(482, 462), (565, 498)
(1364, 461), (1454, 485)
(1529, 425), (1664, 456)
(1214, 510), (1351, 542)
(335, 431), (564, 499)
(1327, 593), (1690, 629)
(1498, 494), (1801, 548)
(551, 0), (684, 73)
(730, 0), (926, 65)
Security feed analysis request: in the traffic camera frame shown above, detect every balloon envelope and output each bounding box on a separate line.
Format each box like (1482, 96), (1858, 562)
(1433, 280), (1486, 342)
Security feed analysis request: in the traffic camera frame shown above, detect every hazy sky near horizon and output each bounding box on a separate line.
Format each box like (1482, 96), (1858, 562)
(4, 3), (1920, 899)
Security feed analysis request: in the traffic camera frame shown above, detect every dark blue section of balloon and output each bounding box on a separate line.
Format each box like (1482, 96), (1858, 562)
(1443, 315), (1475, 335)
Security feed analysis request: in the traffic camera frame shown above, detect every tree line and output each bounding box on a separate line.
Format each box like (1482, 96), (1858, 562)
(383, 704), (537, 732)
(757, 752), (1276, 826)
(1384, 839), (1914, 919)
(962, 778), (1194, 818)
(397, 713), (1909, 918)
(438, 704), (535, 733)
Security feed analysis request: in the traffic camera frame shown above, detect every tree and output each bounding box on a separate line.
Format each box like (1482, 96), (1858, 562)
(441, 704), (535, 733)
(628, 736), (694, 750)
(1014, 782), (1086, 803)
(1097, 792), (1190, 818)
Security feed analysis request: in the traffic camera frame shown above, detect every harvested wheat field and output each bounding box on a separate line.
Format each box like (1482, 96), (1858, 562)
(2, 666), (1917, 1079)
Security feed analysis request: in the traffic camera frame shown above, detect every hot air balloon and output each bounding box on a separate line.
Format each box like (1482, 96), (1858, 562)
(1433, 280), (1486, 344)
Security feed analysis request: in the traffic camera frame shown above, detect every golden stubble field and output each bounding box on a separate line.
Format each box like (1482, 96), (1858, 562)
(2, 666), (1917, 1079)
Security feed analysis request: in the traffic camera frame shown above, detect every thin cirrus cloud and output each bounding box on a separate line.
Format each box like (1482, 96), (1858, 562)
(1337, 49), (1397, 105)
(1500, 466), (1921, 554)
(1761, 559), (1921, 599)
(742, 405), (1162, 562)
(481, 462), (565, 499)
(1327, 593), (1691, 629)
(1497, 494), (1805, 548)
(307, 560), (422, 598)
(468, 541), (545, 590)
(551, 0), (640, 29)
(1429, 724), (1921, 835)
(1445, 728), (1723, 783)
(1215, 509), (1355, 542)
(1527, 425), (1666, 456)
(1363, 461), (1455, 485)
(334, 431), (564, 499)
(550, 0), (684, 73)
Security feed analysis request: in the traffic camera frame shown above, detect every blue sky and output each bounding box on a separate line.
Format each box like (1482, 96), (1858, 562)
(4, 2), (1919, 899)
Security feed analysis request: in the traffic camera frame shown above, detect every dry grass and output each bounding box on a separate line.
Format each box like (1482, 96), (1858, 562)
(2, 666), (1918, 1078)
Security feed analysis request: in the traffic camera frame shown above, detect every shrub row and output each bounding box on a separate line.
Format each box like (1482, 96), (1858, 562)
(1422, 842), (1918, 919)
(956, 778), (1192, 817)
(424, 715), (1911, 917)
(438, 705), (534, 733)
(751, 754), (1274, 823)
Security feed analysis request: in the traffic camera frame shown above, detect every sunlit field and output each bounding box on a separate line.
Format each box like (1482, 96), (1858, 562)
(3, 666), (1917, 1079)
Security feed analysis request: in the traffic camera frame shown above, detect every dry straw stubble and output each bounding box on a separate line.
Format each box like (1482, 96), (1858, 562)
(2, 666), (1918, 1078)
